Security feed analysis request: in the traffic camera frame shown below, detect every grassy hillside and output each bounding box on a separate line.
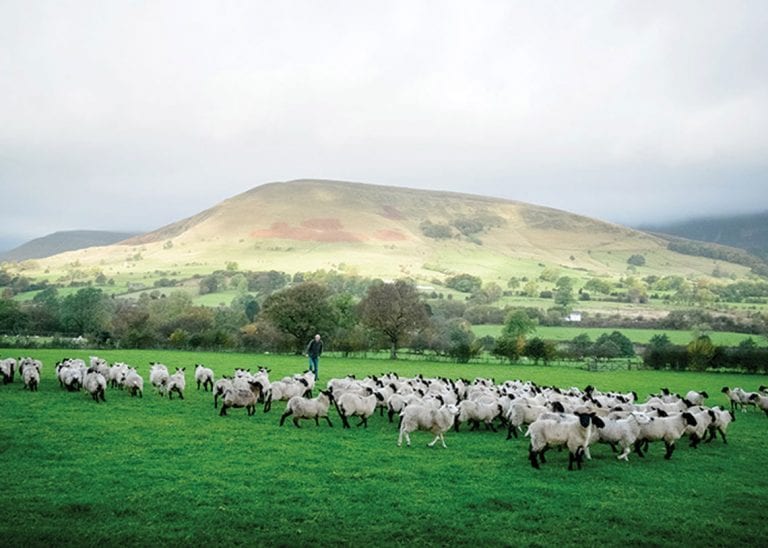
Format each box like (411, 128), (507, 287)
(5, 180), (758, 289)
(1, 349), (767, 546)
(0, 230), (138, 262)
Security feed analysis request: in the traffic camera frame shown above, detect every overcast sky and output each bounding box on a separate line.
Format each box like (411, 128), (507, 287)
(1, 0), (767, 248)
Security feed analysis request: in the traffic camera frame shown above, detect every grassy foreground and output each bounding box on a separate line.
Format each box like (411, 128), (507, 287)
(1, 348), (768, 547)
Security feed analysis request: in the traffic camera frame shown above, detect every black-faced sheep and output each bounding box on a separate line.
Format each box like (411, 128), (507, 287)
(336, 389), (383, 428)
(634, 411), (698, 459)
(195, 364), (214, 391)
(219, 380), (263, 417)
(84, 367), (107, 402)
(397, 403), (460, 448)
(149, 363), (170, 396)
(122, 367), (144, 398)
(279, 390), (335, 427)
(527, 412), (605, 470)
(167, 368), (186, 400)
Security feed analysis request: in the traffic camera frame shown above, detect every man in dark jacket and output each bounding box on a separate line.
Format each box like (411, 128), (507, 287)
(305, 334), (323, 380)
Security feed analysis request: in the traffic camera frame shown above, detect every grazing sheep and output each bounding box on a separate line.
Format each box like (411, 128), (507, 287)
(279, 390), (336, 427)
(195, 364), (214, 391)
(397, 403), (460, 448)
(167, 368), (186, 400)
(122, 367), (144, 398)
(219, 380), (263, 417)
(1, 357), (16, 384)
(83, 367), (107, 402)
(527, 412), (605, 470)
(597, 412), (653, 461)
(634, 412), (698, 459)
(149, 363), (170, 396)
(336, 389), (383, 428)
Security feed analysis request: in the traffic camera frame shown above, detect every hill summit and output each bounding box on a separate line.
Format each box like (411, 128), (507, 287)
(19, 179), (753, 283)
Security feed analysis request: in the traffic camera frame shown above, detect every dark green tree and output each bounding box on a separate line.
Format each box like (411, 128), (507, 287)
(358, 280), (429, 359)
(59, 287), (111, 336)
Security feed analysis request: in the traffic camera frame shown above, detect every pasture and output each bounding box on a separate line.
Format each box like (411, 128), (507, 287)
(1, 348), (767, 546)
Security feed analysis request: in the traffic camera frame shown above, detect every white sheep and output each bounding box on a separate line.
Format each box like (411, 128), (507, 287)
(748, 393), (768, 417)
(194, 364), (215, 391)
(397, 403), (460, 448)
(336, 389), (383, 428)
(57, 360), (85, 392)
(634, 411), (698, 459)
(219, 380), (263, 417)
(83, 367), (107, 402)
(455, 399), (503, 432)
(684, 390), (709, 406)
(527, 412), (605, 470)
(213, 377), (234, 409)
(22, 361), (41, 392)
(597, 412), (654, 461)
(1, 357), (16, 384)
(149, 363), (170, 396)
(167, 368), (186, 400)
(264, 377), (311, 412)
(279, 390), (336, 427)
(704, 406), (735, 443)
(108, 363), (129, 389)
(506, 401), (565, 439)
(122, 367), (144, 398)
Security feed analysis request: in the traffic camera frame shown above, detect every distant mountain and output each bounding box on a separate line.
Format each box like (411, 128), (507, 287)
(11, 180), (763, 283)
(640, 211), (768, 260)
(0, 230), (139, 262)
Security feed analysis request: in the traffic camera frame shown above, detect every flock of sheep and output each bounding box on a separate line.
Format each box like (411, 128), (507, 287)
(2, 355), (768, 470)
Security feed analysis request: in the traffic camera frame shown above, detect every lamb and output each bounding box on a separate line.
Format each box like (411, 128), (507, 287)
(397, 403), (460, 448)
(219, 380), (263, 417)
(83, 367), (107, 402)
(166, 368), (186, 400)
(122, 367), (144, 398)
(149, 363), (170, 396)
(634, 411), (698, 459)
(596, 412), (654, 461)
(527, 412), (605, 470)
(279, 390), (336, 427)
(194, 364), (214, 391)
(336, 389), (384, 428)
(455, 399), (503, 432)
(0, 357), (16, 384)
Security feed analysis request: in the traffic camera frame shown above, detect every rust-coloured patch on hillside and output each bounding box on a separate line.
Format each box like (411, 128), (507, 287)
(379, 205), (406, 220)
(251, 218), (364, 242)
(374, 229), (407, 241)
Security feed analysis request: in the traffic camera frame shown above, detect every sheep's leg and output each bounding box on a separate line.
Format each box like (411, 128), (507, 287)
(439, 433), (447, 448)
(506, 424), (518, 440)
(633, 440), (645, 458)
(529, 446), (540, 469)
(214, 392), (219, 409)
(314, 416), (320, 426)
(324, 416), (333, 427)
(397, 428), (404, 447)
(427, 435), (440, 447)
(689, 434), (700, 448)
(219, 405), (228, 417)
(718, 428), (728, 444)
(388, 408), (395, 423)
(197, 380), (201, 390)
(568, 451), (575, 471)
(357, 416), (367, 428)
(617, 444), (631, 461)
(279, 409), (292, 426)
(454, 417), (461, 433)
(293, 417), (301, 428)
(664, 441), (675, 460)
(487, 421), (497, 433)
(100, 390), (106, 403)
(539, 447), (548, 464)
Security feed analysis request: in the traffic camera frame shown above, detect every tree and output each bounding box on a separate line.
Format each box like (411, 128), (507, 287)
(554, 276), (575, 310)
(687, 335), (715, 371)
(494, 309), (538, 364)
(445, 273), (482, 294)
(594, 331), (635, 358)
(358, 280), (429, 359)
(261, 282), (338, 353)
(627, 254), (646, 267)
(524, 337), (555, 365)
(59, 287), (111, 336)
(568, 333), (592, 360)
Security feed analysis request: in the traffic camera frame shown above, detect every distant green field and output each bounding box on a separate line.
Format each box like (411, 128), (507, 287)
(1, 348), (767, 546)
(473, 324), (767, 346)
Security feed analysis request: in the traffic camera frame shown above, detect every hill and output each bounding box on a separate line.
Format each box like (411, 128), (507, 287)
(9, 179), (761, 285)
(640, 211), (768, 260)
(0, 230), (138, 262)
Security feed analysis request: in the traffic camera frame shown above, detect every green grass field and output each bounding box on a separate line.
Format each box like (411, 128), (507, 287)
(1, 348), (767, 546)
(473, 324), (768, 347)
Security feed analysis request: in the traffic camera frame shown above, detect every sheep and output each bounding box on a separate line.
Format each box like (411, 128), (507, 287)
(166, 368), (186, 400)
(1, 357), (16, 384)
(527, 412), (605, 470)
(704, 407), (735, 444)
(748, 393), (768, 417)
(596, 412), (654, 461)
(397, 403), (460, 448)
(683, 407), (714, 448)
(90, 356), (110, 379)
(219, 380), (263, 417)
(194, 364), (214, 391)
(22, 361), (41, 392)
(634, 411), (698, 459)
(264, 377), (310, 412)
(149, 363), (170, 396)
(57, 360), (85, 392)
(122, 367), (144, 398)
(684, 390), (709, 406)
(721, 386), (753, 413)
(336, 389), (383, 428)
(455, 399), (503, 432)
(506, 401), (565, 439)
(213, 377), (234, 409)
(279, 390), (336, 427)
(83, 367), (107, 402)
(108, 362), (128, 389)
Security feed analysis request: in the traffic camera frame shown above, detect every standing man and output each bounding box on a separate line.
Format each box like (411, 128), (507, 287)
(305, 333), (323, 380)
